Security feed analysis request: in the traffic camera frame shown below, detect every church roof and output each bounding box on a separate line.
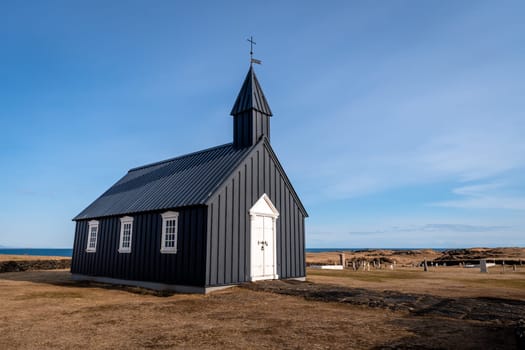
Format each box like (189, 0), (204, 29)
(73, 143), (255, 220)
(230, 66), (273, 116)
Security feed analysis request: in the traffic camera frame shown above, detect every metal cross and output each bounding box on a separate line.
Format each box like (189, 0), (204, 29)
(247, 36), (256, 60)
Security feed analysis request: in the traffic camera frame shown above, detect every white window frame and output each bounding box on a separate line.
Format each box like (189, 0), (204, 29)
(160, 211), (179, 254)
(118, 216), (134, 253)
(86, 220), (99, 253)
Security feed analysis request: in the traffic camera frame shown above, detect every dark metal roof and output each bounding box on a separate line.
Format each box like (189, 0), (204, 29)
(230, 66), (273, 116)
(73, 143), (255, 220)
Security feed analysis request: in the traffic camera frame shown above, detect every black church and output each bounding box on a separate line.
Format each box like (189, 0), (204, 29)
(71, 65), (308, 293)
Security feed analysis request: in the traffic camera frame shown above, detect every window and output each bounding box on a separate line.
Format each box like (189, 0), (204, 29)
(161, 211), (179, 254)
(118, 216), (134, 253)
(86, 220), (99, 253)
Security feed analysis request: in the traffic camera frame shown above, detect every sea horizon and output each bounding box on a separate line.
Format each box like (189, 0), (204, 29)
(2, 246), (520, 257)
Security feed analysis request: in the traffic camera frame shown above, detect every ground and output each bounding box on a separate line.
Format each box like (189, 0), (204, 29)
(1, 261), (524, 349)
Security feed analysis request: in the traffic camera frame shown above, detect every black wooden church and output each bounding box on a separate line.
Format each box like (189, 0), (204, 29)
(71, 64), (308, 293)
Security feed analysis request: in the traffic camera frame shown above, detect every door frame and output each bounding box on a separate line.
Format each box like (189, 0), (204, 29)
(249, 194), (279, 281)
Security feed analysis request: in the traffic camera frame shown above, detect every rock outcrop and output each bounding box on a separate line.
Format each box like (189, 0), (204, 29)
(0, 259), (71, 273)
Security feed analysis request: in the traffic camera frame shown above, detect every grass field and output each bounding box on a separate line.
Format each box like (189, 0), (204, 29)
(1, 264), (524, 349)
(308, 265), (525, 300)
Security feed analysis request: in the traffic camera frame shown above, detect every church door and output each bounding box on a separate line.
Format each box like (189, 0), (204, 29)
(250, 194), (279, 281)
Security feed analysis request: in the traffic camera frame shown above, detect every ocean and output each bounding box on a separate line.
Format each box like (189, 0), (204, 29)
(0, 248), (73, 257)
(0, 247), (449, 257)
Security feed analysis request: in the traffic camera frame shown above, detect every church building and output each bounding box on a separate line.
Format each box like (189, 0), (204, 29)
(71, 64), (308, 293)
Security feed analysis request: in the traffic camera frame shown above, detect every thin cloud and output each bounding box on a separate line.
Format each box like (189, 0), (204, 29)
(452, 183), (505, 196)
(348, 224), (510, 236)
(432, 181), (525, 210)
(347, 229), (388, 236)
(433, 196), (525, 210)
(420, 224), (509, 232)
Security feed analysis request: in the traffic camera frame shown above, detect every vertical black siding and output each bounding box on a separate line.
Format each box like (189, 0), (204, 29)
(232, 173), (240, 282)
(217, 194), (225, 284)
(239, 168), (246, 281)
(71, 206), (207, 286)
(233, 111), (271, 148)
(205, 143), (306, 286)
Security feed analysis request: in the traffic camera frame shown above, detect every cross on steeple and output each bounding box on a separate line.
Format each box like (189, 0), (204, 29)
(247, 36), (256, 60)
(247, 36), (261, 65)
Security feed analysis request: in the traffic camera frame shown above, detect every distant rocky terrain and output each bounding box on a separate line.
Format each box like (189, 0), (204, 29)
(0, 258), (70, 273)
(307, 247), (525, 267)
(434, 247), (525, 265)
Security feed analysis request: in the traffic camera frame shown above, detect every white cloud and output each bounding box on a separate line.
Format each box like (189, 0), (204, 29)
(280, 13), (525, 203)
(310, 128), (525, 201)
(452, 183), (504, 196)
(416, 132), (525, 182)
(434, 195), (525, 211)
(348, 223), (510, 235)
(431, 181), (525, 211)
(307, 221), (523, 248)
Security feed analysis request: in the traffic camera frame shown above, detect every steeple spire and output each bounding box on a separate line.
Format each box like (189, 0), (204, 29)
(231, 66), (273, 148)
(230, 66), (272, 116)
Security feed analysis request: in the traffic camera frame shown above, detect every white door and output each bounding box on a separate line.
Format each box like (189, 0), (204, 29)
(262, 216), (275, 275)
(251, 215), (265, 277)
(250, 194), (279, 281)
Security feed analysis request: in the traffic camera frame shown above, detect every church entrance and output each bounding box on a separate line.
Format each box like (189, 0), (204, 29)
(249, 194), (279, 281)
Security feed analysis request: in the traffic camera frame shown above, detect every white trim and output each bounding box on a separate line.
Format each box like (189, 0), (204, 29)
(249, 193), (280, 218)
(86, 220), (99, 253)
(251, 274), (279, 282)
(249, 194), (279, 281)
(160, 211), (179, 254)
(118, 216), (134, 253)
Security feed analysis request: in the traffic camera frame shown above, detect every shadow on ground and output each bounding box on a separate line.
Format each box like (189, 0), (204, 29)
(0, 270), (175, 297)
(243, 280), (525, 349)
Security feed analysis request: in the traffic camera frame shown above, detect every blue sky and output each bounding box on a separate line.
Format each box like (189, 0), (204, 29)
(1, 1), (524, 248)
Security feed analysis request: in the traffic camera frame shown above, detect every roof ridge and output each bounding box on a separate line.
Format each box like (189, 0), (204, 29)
(129, 142), (233, 172)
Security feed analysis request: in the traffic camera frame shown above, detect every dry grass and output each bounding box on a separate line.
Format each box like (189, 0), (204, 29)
(307, 266), (525, 300)
(306, 249), (442, 266)
(1, 270), (410, 349)
(1, 255), (524, 349)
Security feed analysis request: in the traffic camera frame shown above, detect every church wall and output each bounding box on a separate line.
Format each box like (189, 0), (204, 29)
(71, 206), (207, 286)
(205, 142), (306, 286)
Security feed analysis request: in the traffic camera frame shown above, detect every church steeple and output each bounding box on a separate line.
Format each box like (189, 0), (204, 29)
(231, 66), (272, 148)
